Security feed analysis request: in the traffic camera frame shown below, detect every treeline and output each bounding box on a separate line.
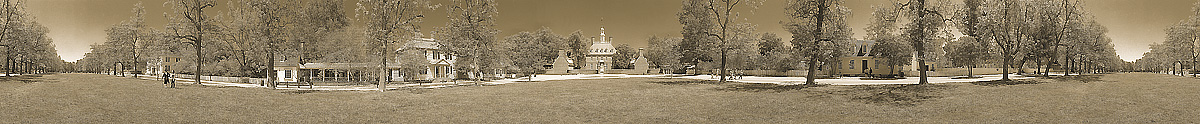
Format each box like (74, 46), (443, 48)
(76, 0), (580, 87)
(1136, 1), (1200, 77)
(0, 0), (68, 75)
(642, 0), (1125, 84)
(78, 0), (357, 80)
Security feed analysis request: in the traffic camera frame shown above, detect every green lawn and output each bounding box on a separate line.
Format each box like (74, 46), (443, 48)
(1, 73), (1198, 123)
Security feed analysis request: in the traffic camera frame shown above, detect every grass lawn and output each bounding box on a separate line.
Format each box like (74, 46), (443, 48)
(1, 73), (1198, 123)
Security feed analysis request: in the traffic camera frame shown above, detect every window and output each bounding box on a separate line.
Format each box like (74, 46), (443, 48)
(284, 70), (292, 79)
(849, 60), (854, 69)
(874, 60), (880, 69)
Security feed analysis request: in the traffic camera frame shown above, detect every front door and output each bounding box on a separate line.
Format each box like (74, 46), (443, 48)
(861, 60), (869, 75)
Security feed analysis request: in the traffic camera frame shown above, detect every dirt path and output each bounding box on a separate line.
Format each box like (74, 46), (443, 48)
(0, 73), (1198, 123)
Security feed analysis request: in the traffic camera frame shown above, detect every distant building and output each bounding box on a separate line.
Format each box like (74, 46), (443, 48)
(146, 56), (182, 75)
(406, 38), (457, 81)
(837, 40), (906, 76)
(582, 26), (616, 73)
(272, 38), (456, 83)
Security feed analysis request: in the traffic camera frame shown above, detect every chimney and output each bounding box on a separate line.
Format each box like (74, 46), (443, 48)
(637, 48), (644, 57)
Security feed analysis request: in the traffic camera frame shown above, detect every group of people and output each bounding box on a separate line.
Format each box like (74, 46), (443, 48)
(161, 73), (176, 88)
(708, 70), (746, 80)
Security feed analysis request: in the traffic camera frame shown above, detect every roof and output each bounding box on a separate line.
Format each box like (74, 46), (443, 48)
(301, 63), (403, 69)
(588, 42), (616, 55)
(273, 59), (302, 67)
(406, 38), (439, 49)
(850, 40), (875, 57)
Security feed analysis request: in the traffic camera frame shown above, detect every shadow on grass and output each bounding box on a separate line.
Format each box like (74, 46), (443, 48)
(715, 83), (827, 92)
(1047, 75), (1104, 83)
(846, 84), (954, 106)
(950, 76), (984, 79)
(649, 80), (724, 85)
(281, 90), (330, 94)
(649, 79), (955, 106)
(387, 88), (433, 94)
(970, 79), (1045, 86)
(0, 74), (48, 83)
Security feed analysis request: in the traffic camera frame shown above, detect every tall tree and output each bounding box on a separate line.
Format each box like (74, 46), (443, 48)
(645, 35), (683, 73)
(785, 0), (852, 85)
(165, 0), (217, 85)
(900, 0), (950, 84)
(436, 0), (498, 83)
(951, 0), (991, 78)
(501, 27), (564, 80)
(233, 0), (293, 88)
(757, 33), (782, 56)
(678, 0), (715, 74)
(292, 0), (350, 64)
(981, 0), (1027, 81)
(612, 44), (635, 69)
(565, 30), (588, 68)
(680, 0), (762, 83)
(358, 0), (435, 91)
(945, 37), (985, 77)
(866, 3), (911, 77)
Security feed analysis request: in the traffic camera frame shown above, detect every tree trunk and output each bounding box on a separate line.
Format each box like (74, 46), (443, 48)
(915, 0), (928, 85)
(1016, 57), (1028, 75)
(1192, 45), (1197, 77)
(720, 49), (727, 82)
(1043, 56), (1051, 77)
(804, 0), (828, 85)
(194, 38), (203, 86)
(967, 64), (974, 78)
(379, 42), (388, 92)
(1002, 55), (1011, 81)
(267, 50), (276, 89)
(1064, 55), (1071, 76)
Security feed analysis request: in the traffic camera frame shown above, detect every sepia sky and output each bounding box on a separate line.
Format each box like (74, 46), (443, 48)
(24, 0), (1197, 62)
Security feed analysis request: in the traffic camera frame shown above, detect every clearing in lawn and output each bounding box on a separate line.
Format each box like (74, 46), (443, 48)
(1, 73), (1197, 123)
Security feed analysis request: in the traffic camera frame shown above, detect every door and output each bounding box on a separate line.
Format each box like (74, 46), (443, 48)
(861, 60), (869, 75)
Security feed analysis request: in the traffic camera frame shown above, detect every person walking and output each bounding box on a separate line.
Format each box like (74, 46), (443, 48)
(162, 72), (170, 88)
(163, 72), (175, 88)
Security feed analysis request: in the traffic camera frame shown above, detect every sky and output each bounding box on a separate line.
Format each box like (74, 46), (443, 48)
(23, 0), (1198, 62)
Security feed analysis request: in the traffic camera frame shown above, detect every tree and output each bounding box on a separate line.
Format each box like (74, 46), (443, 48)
(566, 30), (588, 69)
(0, 0), (64, 75)
(678, 0), (716, 74)
(645, 35), (683, 74)
(785, 0), (852, 85)
(979, 0), (1028, 81)
(755, 33), (797, 72)
(951, 0), (993, 78)
(292, 0), (350, 64)
(164, 0), (218, 85)
(758, 33), (783, 56)
(946, 37), (986, 77)
(501, 27), (564, 80)
(358, 0), (435, 91)
(866, 3), (910, 77)
(1161, 1), (1200, 77)
(679, 0), (762, 83)
(899, 0), (951, 84)
(436, 0), (498, 84)
(122, 2), (147, 76)
(612, 44), (636, 69)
